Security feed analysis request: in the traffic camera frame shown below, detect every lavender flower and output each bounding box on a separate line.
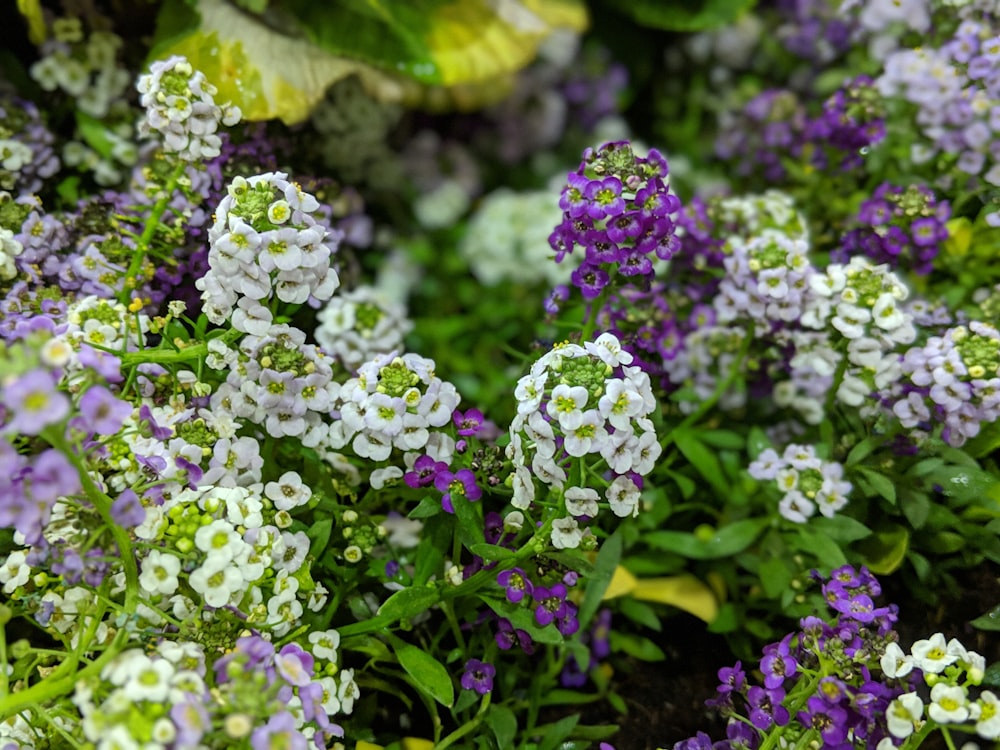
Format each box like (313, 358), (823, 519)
(460, 659), (495, 694)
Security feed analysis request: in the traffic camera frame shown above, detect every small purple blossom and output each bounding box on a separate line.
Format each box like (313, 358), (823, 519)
(532, 583), (569, 627)
(110, 489), (146, 528)
(434, 468), (481, 513)
(497, 567), (533, 603)
(78, 384), (133, 435)
(250, 711), (307, 750)
(2, 369), (69, 435)
(404, 454), (447, 488)
(452, 408), (485, 436)
(460, 659), (495, 695)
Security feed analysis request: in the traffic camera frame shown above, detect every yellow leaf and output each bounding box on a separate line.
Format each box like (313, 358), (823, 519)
(402, 739), (435, 750)
(155, 0), (405, 125)
(601, 565), (639, 600)
(944, 217), (973, 258)
(629, 575), (720, 623)
(356, 743), (383, 750)
(17, 0), (46, 45)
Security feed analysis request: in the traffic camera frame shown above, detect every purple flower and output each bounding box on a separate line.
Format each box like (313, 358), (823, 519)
(77, 345), (123, 383)
(555, 601), (580, 637)
(78, 384), (132, 436)
(453, 408), (485, 436)
(584, 176), (626, 219)
(250, 711), (307, 750)
(110, 489), (146, 528)
(532, 583), (569, 627)
(797, 695), (849, 746)
(495, 618), (535, 654)
(672, 732), (716, 750)
(747, 685), (789, 730)
(2, 368), (69, 435)
(171, 699), (211, 747)
(434, 468), (481, 513)
(460, 659), (495, 694)
(497, 568), (533, 603)
(404, 454), (447, 488)
(760, 635), (797, 689)
(275, 643), (315, 686)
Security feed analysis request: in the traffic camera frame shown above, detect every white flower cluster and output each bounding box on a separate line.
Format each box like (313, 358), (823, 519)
(327, 351), (461, 461)
(315, 285), (413, 372)
(197, 172), (340, 326)
(135, 481), (324, 637)
(63, 295), (150, 351)
(459, 187), (574, 286)
(136, 55), (241, 161)
(508, 333), (659, 547)
(799, 256), (915, 408)
(662, 325), (748, 414)
(747, 443), (852, 523)
(213, 323), (339, 443)
(881, 633), (997, 741)
(0, 224), (23, 280)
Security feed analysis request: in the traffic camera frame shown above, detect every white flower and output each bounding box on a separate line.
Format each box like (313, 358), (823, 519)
(606, 475), (640, 518)
(336, 668), (361, 715)
(0, 550), (31, 594)
(511, 465), (535, 510)
(928, 683), (970, 723)
(585, 332), (633, 367)
(872, 292), (905, 330)
(308, 629), (341, 662)
(880, 642), (914, 678)
(264, 471), (312, 511)
(564, 486), (600, 517)
(911, 632), (959, 674)
(138, 550), (182, 597)
(598, 379), (645, 430)
(504, 511), (524, 532)
(551, 517), (584, 549)
(975, 691), (1000, 740)
(778, 490), (815, 523)
(547, 383), (590, 430)
(194, 519), (242, 562)
(124, 655), (175, 703)
(563, 410), (608, 457)
(189, 558), (244, 608)
(887, 692), (924, 739)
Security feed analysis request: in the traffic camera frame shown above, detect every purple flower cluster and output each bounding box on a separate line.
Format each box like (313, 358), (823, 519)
(877, 19), (1000, 200)
(550, 141), (681, 298)
(0, 96), (60, 195)
(677, 566), (903, 750)
(775, 0), (858, 65)
(834, 183), (950, 275)
(0, 440), (80, 545)
(889, 320), (1000, 446)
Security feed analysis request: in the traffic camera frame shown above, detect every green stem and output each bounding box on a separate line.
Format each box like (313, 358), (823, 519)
(433, 693), (491, 750)
(823, 349), (850, 417)
(118, 326), (242, 368)
(42, 428), (139, 612)
(117, 160), (188, 305)
(580, 288), (610, 343)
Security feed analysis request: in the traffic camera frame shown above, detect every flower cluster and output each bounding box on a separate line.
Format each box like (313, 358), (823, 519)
(550, 140), (681, 297)
(214, 322), (339, 442)
(877, 18), (1000, 199)
(748, 443), (852, 522)
(460, 187), (573, 287)
(315, 285), (413, 372)
(888, 320), (1000, 446)
(0, 98), (60, 195)
(834, 183), (951, 275)
(674, 565), (998, 750)
(508, 333), (658, 544)
(137, 55), (241, 161)
(197, 171), (341, 325)
(37, 633), (357, 750)
(327, 350), (461, 463)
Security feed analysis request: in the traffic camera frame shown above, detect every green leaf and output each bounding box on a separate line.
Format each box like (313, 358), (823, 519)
(468, 543), (514, 561)
(797, 527), (848, 569)
(672, 428), (730, 497)
(609, 631), (666, 661)
(845, 436), (881, 466)
(697, 429), (746, 450)
(899, 490), (931, 530)
(970, 604), (1000, 632)
(537, 714), (581, 750)
(618, 598), (662, 631)
(412, 514), (450, 585)
(452, 494), (485, 548)
(747, 426), (772, 459)
(854, 466), (897, 504)
(855, 525), (910, 575)
(388, 634), (454, 707)
(984, 662), (1000, 688)
(306, 517), (333, 557)
(758, 557), (793, 599)
(607, 0), (756, 31)
(643, 518), (769, 559)
(486, 705), (517, 749)
(808, 515), (872, 543)
(75, 112), (116, 160)
(483, 598), (564, 644)
(578, 531), (622, 630)
(409, 495), (443, 519)
(665, 469), (696, 500)
(376, 586), (440, 622)
(925, 465), (1000, 504)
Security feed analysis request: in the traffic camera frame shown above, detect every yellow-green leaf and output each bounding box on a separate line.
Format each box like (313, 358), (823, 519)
(629, 574), (720, 623)
(17, 0), (46, 45)
(856, 525), (909, 575)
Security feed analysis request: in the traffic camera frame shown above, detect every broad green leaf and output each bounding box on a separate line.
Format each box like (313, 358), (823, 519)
(151, 0), (587, 123)
(412, 514), (449, 585)
(665, 468), (696, 500)
(899, 490), (931, 530)
(150, 0), (406, 124)
(747, 426), (771, 459)
(643, 518), (769, 559)
(809, 515), (872, 543)
(970, 604), (1000, 632)
(468, 543), (514, 561)
(845, 436), (881, 466)
(608, 631), (666, 661)
(376, 585), (439, 622)
(758, 557), (793, 599)
(672, 427), (730, 497)
(925, 465), (1000, 504)
(606, 0), (756, 31)
(486, 705), (517, 749)
(697, 429), (746, 450)
(306, 517), (333, 557)
(618, 597), (662, 631)
(537, 714), (581, 750)
(629, 574), (720, 623)
(855, 466), (897, 504)
(388, 635), (454, 707)
(856, 525), (910, 575)
(408, 495), (443, 519)
(578, 531), (622, 629)
(796, 527), (848, 568)
(452, 494), (485, 548)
